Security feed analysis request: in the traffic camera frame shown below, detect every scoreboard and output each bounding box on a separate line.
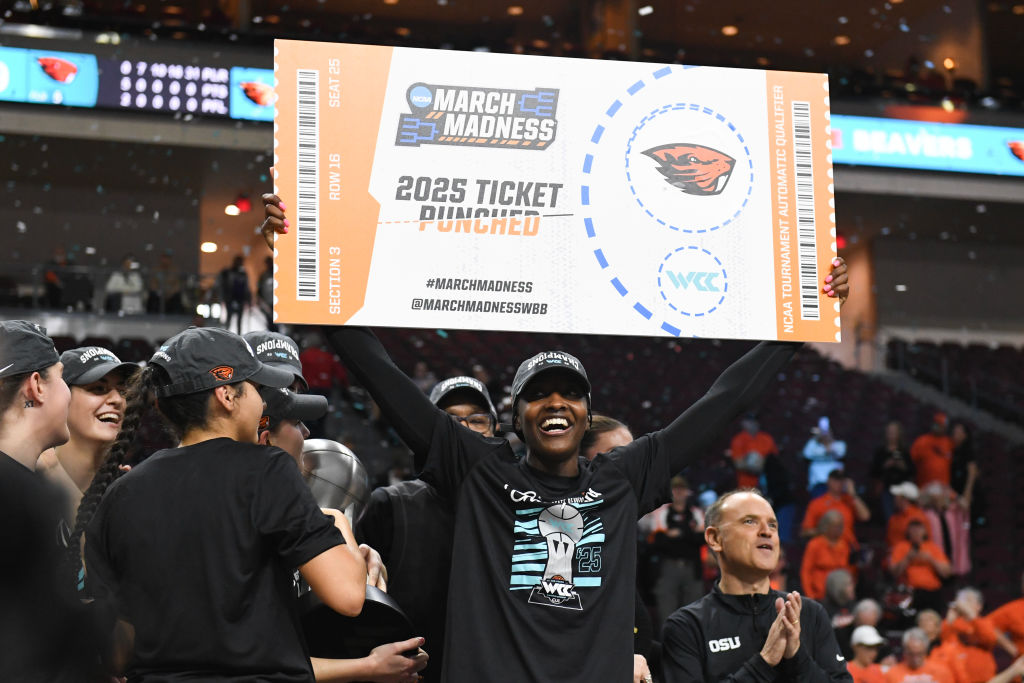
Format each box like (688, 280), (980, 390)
(0, 45), (272, 122)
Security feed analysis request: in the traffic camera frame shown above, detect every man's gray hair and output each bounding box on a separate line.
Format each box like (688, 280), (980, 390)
(902, 627), (929, 648)
(853, 598), (881, 623)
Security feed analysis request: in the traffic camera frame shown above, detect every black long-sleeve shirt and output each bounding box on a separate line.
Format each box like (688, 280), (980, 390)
(327, 327), (799, 683)
(662, 583), (853, 682)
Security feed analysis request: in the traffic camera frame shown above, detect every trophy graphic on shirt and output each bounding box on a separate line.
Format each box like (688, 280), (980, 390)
(528, 503), (585, 610)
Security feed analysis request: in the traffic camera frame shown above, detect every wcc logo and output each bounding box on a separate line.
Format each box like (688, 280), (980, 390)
(644, 143), (736, 196)
(396, 82), (559, 150)
(657, 246), (728, 319)
(665, 270), (721, 292)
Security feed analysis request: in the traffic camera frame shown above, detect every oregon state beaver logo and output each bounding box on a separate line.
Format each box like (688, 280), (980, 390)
(643, 143), (736, 196)
(37, 57), (78, 84)
(1009, 141), (1024, 163)
(209, 366), (235, 381)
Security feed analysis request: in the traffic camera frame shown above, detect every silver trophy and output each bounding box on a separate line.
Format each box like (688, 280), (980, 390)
(301, 438), (370, 523)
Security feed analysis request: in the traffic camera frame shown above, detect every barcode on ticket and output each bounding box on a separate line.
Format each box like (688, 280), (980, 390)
(792, 100), (819, 321)
(296, 68), (320, 301)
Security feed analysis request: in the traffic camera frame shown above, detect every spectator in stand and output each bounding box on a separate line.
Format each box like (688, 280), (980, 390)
(803, 416), (847, 495)
(920, 482), (971, 579)
(887, 482), (929, 551)
(411, 360), (437, 394)
(911, 413), (954, 489)
(889, 519), (951, 613)
(949, 421), (979, 520)
(800, 511), (854, 601)
(801, 468), (871, 550)
(885, 628), (953, 683)
(648, 475), (705, 623)
(256, 256), (275, 332)
(840, 600), (890, 663)
(299, 332), (348, 439)
(918, 609), (944, 653)
(43, 245), (70, 308)
(219, 255), (252, 334)
(848, 625), (887, 683)
(728, 414), (778, 490)
(146, 252), (184, 314)
(988, 657), (1024, 683)
(934, 587), (997, 683)
(105, 253), (146, 315)
(985, 571), (1024, 658)
(871, 420), (915, 521)
(824, 568), (856, 621)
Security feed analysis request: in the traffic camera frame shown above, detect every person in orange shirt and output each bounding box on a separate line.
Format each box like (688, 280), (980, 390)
(728, 414), (778, 490)
(800, 510), (853, 601)
(848, 625), (887, 683)
(802, 469), (871, 549)
(887, 481), (930, 550)
(935, 588), (998, 683)
(889, 519), (952, 613)
(985, 572), (1024, 658)
(911, 412), (954, 488)
(885, 628), (955, 683)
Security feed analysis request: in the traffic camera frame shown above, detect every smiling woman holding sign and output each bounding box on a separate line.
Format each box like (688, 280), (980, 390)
(263, 194), (848, 683)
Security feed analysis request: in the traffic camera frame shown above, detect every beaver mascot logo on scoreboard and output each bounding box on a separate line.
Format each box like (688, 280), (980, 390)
(643, 143), (736, 196)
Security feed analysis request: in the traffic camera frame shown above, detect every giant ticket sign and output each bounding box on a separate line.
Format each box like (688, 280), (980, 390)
(273, 40), (840, 341)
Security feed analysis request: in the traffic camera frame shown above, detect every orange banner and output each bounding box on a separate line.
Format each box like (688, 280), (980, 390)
(273, 41), (393, 325)
(764, 70), (839, 342)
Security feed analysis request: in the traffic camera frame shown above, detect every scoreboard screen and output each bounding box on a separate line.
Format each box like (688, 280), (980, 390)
(0, 44), (273, 121)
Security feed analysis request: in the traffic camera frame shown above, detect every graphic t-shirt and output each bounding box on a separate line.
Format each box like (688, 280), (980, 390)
(421, 413), (671, 682)
(327, 326), (800, 683)
(86, 439), (343, 682)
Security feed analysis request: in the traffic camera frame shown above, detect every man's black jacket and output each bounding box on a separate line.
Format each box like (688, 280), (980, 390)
(662, 583), (853, 682)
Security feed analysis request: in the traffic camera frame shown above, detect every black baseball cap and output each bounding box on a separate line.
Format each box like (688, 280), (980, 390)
(60, 346), (139, 386)
(429, 376), (497, 419)
(510, 350), (591, 410)
(149, 327), (294, 398)
(0, 320), (59, 380)
(259, 386), (328, 431)
(244, 330), (308, 392)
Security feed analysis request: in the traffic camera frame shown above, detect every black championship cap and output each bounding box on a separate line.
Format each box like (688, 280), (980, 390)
(149, 327), (294, 398)
(0, 320), (59, 380)
(60, 346), (139, 386)
(259, 386), (328, 431)
(429, 375), (497, 420)
(244, 330), (308, 392)
(510, 350), (591, 410)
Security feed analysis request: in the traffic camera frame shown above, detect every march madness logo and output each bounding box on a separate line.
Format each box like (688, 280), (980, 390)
(396, 82), (559, 150)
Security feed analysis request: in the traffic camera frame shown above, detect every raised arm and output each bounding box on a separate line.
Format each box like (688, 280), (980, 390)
(655, 339), (801, 474)
(325, 326), (440, 468)
(261, 192), (441, 468)
(655, 257), (848, 475)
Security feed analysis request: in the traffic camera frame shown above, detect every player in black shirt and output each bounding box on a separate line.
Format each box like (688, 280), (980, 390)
(0, 320), (100, 682)
(262, 194), (849, 682)
(356, 375), (497, 683)
(82, 327), (368, 682)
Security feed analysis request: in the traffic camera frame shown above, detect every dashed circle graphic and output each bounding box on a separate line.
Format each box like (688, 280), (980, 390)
(624, 104), (753, 234)
(656, 246), (728, 318)
(580, 65), (749, 336)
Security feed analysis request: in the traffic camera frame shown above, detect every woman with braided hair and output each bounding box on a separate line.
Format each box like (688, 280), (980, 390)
(79, 327), (369, 682)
